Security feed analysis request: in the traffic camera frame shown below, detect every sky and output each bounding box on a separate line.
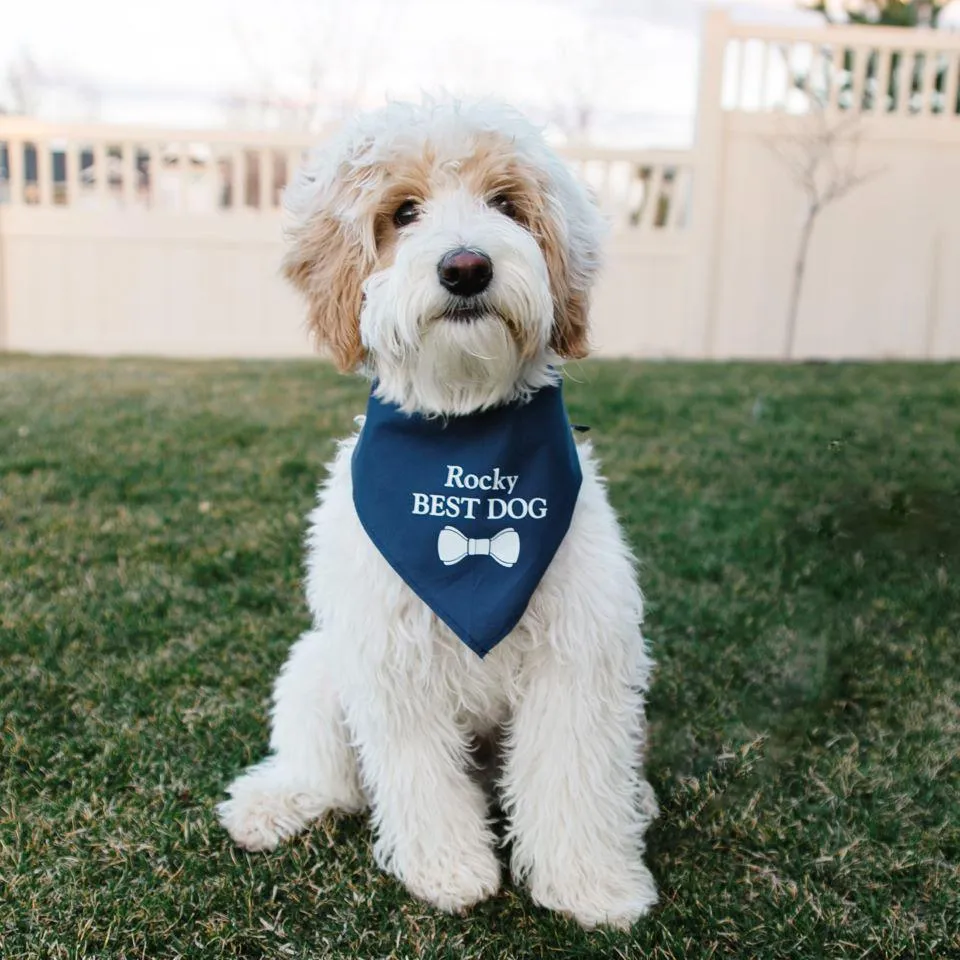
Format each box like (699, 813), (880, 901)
(2, 0), (958, 145)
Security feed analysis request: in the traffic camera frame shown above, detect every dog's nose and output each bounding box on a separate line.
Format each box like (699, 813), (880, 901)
(437, 248), (493, 297)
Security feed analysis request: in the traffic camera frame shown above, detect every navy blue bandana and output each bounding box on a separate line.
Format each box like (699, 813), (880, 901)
(351, 383), (583, 658)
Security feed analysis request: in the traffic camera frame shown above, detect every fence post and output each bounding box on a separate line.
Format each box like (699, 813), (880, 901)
(0, 121), (11, 350)
(688, 9), (729, 357)
(0, 201), (7, 351)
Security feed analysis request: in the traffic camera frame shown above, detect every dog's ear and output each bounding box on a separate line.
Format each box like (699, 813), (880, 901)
(537, 163), (607, 361)
(282, 138), (379, 373)
(537, 203), (594, 360)
(282, 206), (371, 372)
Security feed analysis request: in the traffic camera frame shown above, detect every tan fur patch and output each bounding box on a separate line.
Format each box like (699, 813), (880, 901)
(370, 151), (437, 257)
(282, 159), (430, 371)
(283, 205), (371, 372)
(536, 203), (591, 359)
(461, 134), (591, 359)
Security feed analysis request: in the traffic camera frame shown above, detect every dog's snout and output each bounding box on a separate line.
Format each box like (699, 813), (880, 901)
(437, 248), (493, 297)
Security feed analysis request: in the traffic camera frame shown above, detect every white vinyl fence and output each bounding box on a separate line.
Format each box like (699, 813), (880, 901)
(1, 11), (959, 359)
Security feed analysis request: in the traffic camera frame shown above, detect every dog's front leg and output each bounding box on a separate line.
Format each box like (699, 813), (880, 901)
(218, 629), (365, 852)
(345, 686), (501, 914)
(501, 636), (658, 930)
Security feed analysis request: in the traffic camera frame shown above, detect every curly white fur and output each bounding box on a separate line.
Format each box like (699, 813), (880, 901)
(218, 97), (658, 930)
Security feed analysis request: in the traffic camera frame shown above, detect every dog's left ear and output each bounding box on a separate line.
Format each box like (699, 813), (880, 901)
(537, 161), (607, 360)
(282, 206), (372, 372)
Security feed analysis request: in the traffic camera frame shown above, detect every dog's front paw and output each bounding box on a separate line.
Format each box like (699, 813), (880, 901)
(530, 862), (657, 930)
(217, 768), (330, 852)
(394, 842), (501, 914)
(217, 794), (286, 852)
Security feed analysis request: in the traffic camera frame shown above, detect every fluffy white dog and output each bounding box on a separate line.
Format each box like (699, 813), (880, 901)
(218, 98), (658, 930)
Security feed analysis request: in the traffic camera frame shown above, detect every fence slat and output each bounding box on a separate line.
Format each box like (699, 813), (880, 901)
(944, 51), (960, 118)
(897, 51), (914, 116)
(146, 143), (160, 209)
(36, 141), (52, 207)
(179, 143), (191, 212)
(666, 167), (689, 230)
(259, 148), (274, 211)
(65, 141), (80, 206)
(793, 41), (810, 106)
(639, 166), (666, 230)
(122, 141), (136, 207)
(768, 42), (787, 111)
(7, 139), (24, 206)
(874, 46), (893, 113)
(828, 42), (844, 111)
(817, 43), (833, 109)
(850, 46), (870, 112)
(93, 142), (108, 201)
(736, 39), (749, 110)
(230, 149), (243, 210)
(920, 51), (939, 117)
(758, 40), (770, 110)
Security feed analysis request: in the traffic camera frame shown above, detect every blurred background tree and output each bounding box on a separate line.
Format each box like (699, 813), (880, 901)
(802, 1), (947, 27)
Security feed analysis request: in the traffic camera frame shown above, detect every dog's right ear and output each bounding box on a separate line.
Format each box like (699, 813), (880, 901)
(282, 171), (373, 373)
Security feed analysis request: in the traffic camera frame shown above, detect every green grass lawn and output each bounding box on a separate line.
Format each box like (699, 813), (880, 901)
(1, 357), (958, 959)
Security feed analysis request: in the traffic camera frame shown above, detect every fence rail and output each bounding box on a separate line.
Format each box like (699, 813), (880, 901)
(0, 127), (313, 213)
(721, 19), (960, 117)
(0, 120), (694, 233)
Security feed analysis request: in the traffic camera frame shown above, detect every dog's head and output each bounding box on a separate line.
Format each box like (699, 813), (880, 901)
(283, 98), (605, 415)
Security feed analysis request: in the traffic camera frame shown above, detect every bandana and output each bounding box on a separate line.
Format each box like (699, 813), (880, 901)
(351, 382), (583, 657)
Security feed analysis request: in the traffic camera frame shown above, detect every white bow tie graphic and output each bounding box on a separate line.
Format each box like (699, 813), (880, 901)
(437, 526), (521, 569)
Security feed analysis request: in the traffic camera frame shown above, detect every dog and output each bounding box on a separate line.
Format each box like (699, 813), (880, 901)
(217, 98), (658, 930)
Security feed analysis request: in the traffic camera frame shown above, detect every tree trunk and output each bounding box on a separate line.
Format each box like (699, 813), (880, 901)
(785, 208), (818, 360)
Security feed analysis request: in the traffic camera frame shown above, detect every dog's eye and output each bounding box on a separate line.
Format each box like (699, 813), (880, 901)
(393, 200), (421, 228)
(490, 194), (517, 219)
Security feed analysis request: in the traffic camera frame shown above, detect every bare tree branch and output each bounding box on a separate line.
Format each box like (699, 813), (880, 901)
(226, 0), (400, 132)
(765, 109), (885, 358)
(3, 48), (43, 116)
